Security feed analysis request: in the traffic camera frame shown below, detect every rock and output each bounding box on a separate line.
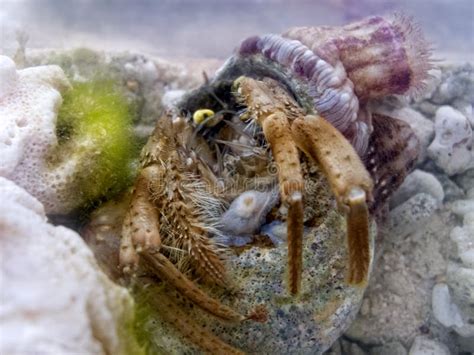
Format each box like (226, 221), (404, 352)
(341, 339), (367, 355)
(325, 339), (342, 355)
(433, 173), (465, 202)
(432, 283), (464, 329)
(436, 211), (474, 339)
(369, 342), (407, 355)
(446, 263), (474, 337)
(388, 193), (438, 238)
(378, 107), (434, 163)
(427, 106), (474, 176)
(162, 89), (187, 110)
(450, 199), (474, 217)
(468, 188), (474, 199)
(451, 100), (474, 129)
(454, 168), (474, 192)
(450, 212), (474, 268)
(431, 64), (474, 106)
(457, 336), (474, 354)
(390, 170), (444, 209)
(0, 177), (141, 354)
(418, 68), (443, 102)
(415, 101), (440, 118)
(408, 336), (450, 355)
(346, 209), (451, 346)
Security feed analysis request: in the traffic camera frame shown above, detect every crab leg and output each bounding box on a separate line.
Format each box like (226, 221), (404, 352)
(291, 114), (373, 285)
(260, 111), (305, 295)
(145, 287), (245, 355)
(145, 253), (246, 322)
(235, 76), (306, 295)
(121, 168), (259, 323)
(144, 253), (267, 324)
(120, 165), (162, 272)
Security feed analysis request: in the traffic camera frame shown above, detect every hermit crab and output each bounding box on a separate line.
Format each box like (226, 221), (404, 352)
(88, 14), (431, 354)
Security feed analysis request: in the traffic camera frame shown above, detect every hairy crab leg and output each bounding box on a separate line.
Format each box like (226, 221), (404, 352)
(291, 115), (373, 285)
(121, 166), (260, 323)
(120, 165), (162, 272)
(147, 288), (245, 355)
(144, 253), (267, 323)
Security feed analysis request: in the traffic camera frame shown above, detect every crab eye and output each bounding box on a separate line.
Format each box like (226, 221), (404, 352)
(193, 109), (216, 126)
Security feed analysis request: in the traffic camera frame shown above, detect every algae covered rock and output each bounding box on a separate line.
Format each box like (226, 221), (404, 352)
(0, 55), (138, 214)
(54, 78), (139, 209)
(0, 177), (143, 355)
(211, 211), (375, 354)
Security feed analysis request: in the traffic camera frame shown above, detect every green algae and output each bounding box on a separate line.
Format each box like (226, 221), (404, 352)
(53, 78), (140, 210)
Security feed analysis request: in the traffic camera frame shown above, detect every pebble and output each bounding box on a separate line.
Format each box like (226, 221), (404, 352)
(387, 107), (434, 163)
(431, 63), (474, 105)
(389, 193), (438, 238)
(341, 340), (366, 355)
(450, 212), (474, 268)
(452, 100), (474, 128)
(428, 106), (474, 176)
(408, 336), (450, 355)
(431, 283), (464, 328)
(446, 263), (474, 337)
(454, 168), (474, 192)
(432, 173), (465, 202)
(390, 170), (444, 209)
(162, 89), (186, 110)
(450, 199), (474, 217)
(467, 187), (474, 199)
(369, 342), (407, 355)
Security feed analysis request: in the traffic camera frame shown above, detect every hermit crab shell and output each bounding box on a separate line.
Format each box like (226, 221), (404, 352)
(179, 14), (431, 157)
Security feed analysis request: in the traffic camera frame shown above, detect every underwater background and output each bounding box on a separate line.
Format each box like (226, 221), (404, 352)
(1, 1), (473, 354)
(1, 0), (473, 61)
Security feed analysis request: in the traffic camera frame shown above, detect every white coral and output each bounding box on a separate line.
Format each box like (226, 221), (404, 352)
(0, 177), (138, 354)
(0, 55), (78, 214)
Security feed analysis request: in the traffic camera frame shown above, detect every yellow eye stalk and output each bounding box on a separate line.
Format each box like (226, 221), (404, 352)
(193, 109), (220, 127)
